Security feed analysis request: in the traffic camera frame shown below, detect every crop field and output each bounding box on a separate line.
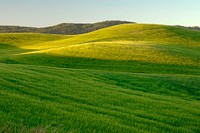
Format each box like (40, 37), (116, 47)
(0, 24), (200, 132)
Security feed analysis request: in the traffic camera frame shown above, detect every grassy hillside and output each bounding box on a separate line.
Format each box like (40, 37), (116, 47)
(0, 23), (200, 132)
(1, 24), (200, 73)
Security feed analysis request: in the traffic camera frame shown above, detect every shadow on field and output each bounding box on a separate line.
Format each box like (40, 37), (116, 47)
(2, 52), (200, 75)
(0, 43), (34, 54)
(0, 43), (35, 64)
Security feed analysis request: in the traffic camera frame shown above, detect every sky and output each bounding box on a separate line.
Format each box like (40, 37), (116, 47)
(0, 0), (200, 27)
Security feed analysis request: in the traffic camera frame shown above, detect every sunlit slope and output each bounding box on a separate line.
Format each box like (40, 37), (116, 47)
(35, 24), (200, 66)
(1, 24), (200, 72)
(30, 24), (200, 45)
(12, 24), (200, 49)
(0, 63), (200, 132)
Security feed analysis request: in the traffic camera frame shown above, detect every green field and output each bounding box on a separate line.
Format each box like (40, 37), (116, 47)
(0, 24), (200, 132)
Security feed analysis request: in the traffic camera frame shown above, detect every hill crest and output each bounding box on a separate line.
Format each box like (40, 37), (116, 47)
(0, 20), (133, 35)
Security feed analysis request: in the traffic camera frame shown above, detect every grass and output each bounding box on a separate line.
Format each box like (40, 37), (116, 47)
(1, 24), (200, 67)
(1, 63), (200, 132)
(0, 23), (200, 132)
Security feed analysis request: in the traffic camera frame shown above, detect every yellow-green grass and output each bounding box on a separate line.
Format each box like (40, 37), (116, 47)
(0, 33), (70, 46)
(1, 24), (200, 67)
(0, 23), (200, 132)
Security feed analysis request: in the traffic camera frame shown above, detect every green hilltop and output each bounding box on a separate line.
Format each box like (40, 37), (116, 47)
(0, 23), (200, 132)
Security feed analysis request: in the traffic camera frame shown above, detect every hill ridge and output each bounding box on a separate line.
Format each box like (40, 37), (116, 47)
(0, 20), (133, 35)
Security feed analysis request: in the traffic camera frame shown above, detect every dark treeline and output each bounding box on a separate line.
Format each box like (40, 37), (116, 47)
(0, 21), (134, 35)
(188, 26), (200, 31)
(176, 25), (200, 32)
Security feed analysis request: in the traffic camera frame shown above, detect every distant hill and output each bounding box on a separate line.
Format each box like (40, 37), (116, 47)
(188, 26), (200, 31)
(0, 20), (133, 35)
(176, 25), (200, 32)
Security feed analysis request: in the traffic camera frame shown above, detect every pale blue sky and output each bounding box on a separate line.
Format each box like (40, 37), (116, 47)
(0, 0), (199, 27)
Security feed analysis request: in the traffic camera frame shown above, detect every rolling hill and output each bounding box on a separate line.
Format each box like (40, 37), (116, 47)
(0, 23), (200, 132)
(0, 20), (132, 35)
